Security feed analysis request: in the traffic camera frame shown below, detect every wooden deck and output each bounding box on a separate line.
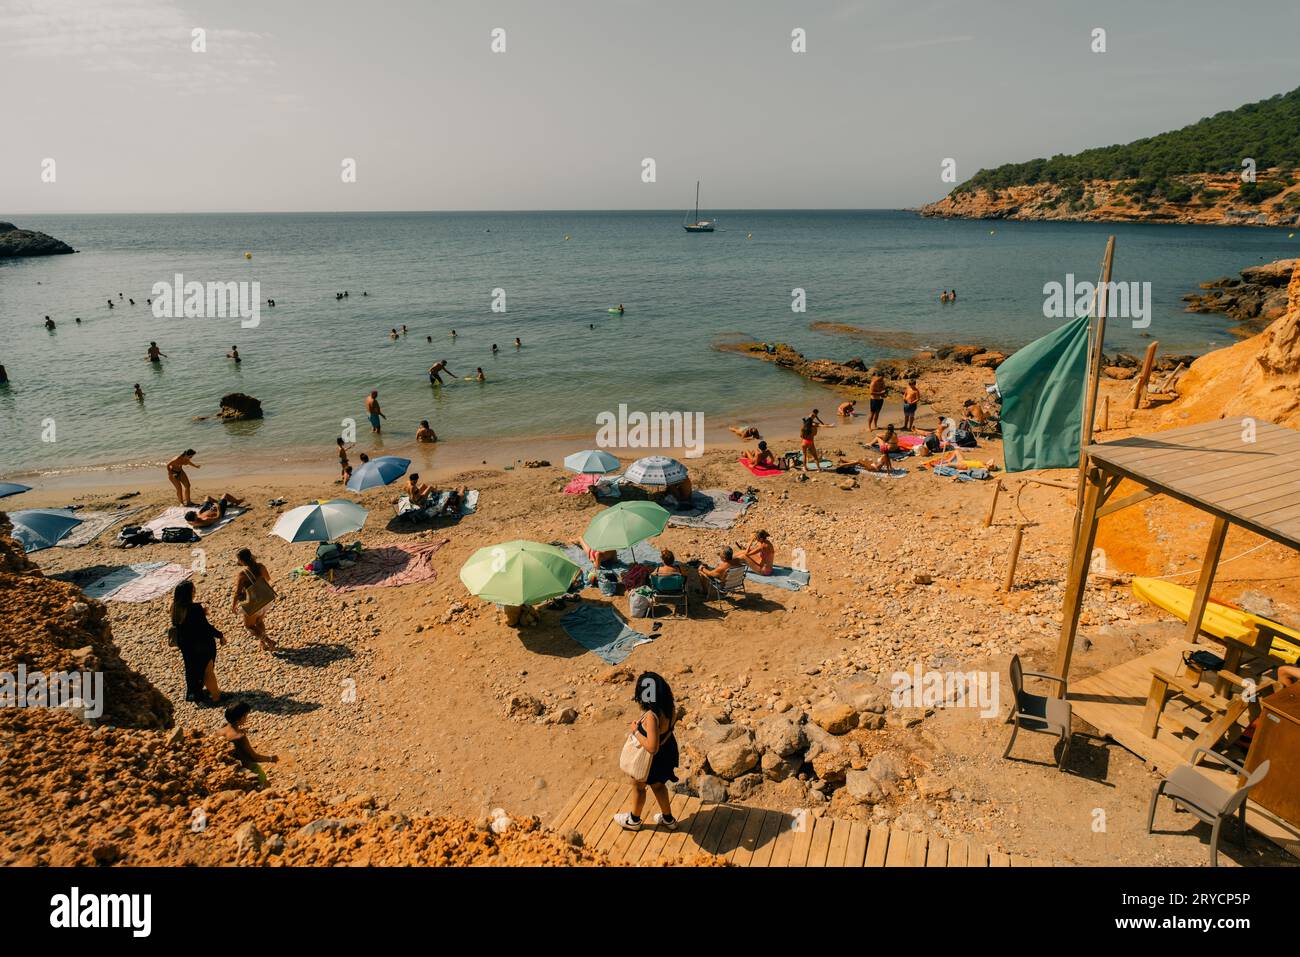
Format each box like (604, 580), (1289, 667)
(552, 778), (1040, 866)
(1070, 643), (1300, 858)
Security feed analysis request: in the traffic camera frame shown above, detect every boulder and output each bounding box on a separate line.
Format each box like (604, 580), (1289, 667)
(867, 752), (907, 785)
(218, 392), (263, 420)
(706, 737), (759, 780)
(810, 699), (858, 735)
(234, 821), (263, 855)
(834, 676), (888, 714)
(726, 773), (764, 801)
(970, 351), (1007, 368)
(696, 774), (727, 803)
(844, 769), (885, 804)
(690, 716), (745, 751)
(760, 751), (801, 782)
(754, 715), (806, 757)
(811, 749), (851, 784)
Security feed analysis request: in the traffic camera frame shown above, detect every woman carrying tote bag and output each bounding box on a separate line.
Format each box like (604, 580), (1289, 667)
(613, 671), (680, 832)
(232, 548), (278, 652)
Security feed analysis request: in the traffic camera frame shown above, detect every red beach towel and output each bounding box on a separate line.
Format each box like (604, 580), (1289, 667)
(326, 539), (448, 592)
(739, 457), (784, 477)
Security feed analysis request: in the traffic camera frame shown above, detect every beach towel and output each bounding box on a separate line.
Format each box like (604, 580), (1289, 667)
(788, 452), (834, 470)
(326, 539), (447, 592)
(898, 435), (926, 450)
(70, 561), (191, 602)
(666, 490), (750, 530)
(143, 505), (246, 539)
(55, 507), (145, 548)
(859, 466), (908, 478)
(395, 490), (479, 521)
(563, 474), (599, 495)
(560, 604), (653, 665)
(739, 458), (784, 477)
(745, 565), (810, 591)
(560, 542), (661, 579)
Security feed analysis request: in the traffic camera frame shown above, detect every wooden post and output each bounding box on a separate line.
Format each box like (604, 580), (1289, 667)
(1184, 516), (1230, 645)
(1004, 524), (1025, 592)
(1131, 341), (1159, 410)
(1057, 461), (1107, 681)
(1099, 395), (1109, 432)
(1073, 237), (1116, 541)
(984, 479), (1002, 527)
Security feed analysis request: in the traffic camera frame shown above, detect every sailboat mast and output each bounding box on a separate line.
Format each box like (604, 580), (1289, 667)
(695, 181), (700, 221)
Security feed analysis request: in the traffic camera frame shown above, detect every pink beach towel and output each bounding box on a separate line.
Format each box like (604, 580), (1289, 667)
(326, 539), (448, 592)
(563, 474), (599, 495)
(739, 457), (784, 477)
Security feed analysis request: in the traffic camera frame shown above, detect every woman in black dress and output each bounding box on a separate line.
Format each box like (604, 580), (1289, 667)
(168, 580), (225, 705)
(614, 672), (679, 832)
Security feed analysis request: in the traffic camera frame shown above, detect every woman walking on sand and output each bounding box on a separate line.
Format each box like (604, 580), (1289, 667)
(613, 672), (680, 832)
(166, 449), (199, 506)
(169, 580), (224, 705)
(232, 548), (277, 651)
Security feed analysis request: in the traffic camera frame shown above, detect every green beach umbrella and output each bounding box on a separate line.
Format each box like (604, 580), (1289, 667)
(582, 501), (670, 558)
(459, 540), (581, 606)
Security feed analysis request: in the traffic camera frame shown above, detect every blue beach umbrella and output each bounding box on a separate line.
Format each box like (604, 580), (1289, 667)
(346, 455), (411, 492)
(9, 508), (83, 553)
(0, 483), (32, 498)
(563, 449), (621, 475)
(271, 499), (368, 543)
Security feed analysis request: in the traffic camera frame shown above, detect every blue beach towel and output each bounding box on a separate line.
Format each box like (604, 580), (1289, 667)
(560, 604), (653, 665)
(559, 543), (662, 579)
(745, 565), (811, 591)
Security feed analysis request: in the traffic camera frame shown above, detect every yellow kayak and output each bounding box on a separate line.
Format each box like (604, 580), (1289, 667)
(1131, 577), (1300, 665)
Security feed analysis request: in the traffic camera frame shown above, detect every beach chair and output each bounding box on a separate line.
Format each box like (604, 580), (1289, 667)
(1002, 655), (1073, 770)
(704, 564), (748, 614)
(1146, 749), (1269, 867)
(649, 573), (689, 618)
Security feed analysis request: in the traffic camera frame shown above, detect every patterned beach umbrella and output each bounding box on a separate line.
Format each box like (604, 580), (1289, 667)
(624, 455), (688, 486)
(563, 449), (621, 475)
(346, 455), (411, 492)
(459, 540), (580, 606)
(9, 508), (83, 553)
(0, 483), (32, 498)
(271, 499), (368, 543)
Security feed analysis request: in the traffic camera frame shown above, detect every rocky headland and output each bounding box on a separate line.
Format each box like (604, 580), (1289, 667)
(0, 221), (76, 258)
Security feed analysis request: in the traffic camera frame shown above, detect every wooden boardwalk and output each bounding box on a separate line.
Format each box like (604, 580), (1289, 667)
(553, 778), (1038, 867)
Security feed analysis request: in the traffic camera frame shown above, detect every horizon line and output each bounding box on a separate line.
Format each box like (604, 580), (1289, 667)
(6, 206), (924, 217)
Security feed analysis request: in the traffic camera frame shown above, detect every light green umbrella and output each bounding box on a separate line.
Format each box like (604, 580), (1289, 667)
(582, 501), (670, 560)
(459, 540), (581, 606)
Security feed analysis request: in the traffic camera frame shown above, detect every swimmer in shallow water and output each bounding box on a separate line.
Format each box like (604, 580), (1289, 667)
(134, 384), (145, 402)
(147, 341), (166, 362)
(227, 345), (240, 363)
(428, 360), (456, 385)
(476, 367), (486, 382)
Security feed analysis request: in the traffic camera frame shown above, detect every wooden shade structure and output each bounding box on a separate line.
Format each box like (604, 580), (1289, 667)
(1057, 418), (1300, 682)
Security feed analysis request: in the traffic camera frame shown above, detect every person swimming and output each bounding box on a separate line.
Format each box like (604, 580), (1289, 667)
(491, 343), (499, 354)
(475, 367), (486, 382)
(616, 304), (625, 314)
(44, 316), (55, 330)
(514, 337), (521, 347)
(416, 420), (437, 443)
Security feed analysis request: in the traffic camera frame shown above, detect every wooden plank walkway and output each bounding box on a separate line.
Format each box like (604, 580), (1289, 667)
(553, 778), (1040, 866)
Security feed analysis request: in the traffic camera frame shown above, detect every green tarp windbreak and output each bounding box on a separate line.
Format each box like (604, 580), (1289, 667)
(995, 314), (1091, 472)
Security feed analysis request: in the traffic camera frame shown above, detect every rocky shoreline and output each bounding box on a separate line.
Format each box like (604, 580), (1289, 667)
(0, 221), (76, 258)
(918, 171), (1300, 229)
(1183, 258), (1299, 337)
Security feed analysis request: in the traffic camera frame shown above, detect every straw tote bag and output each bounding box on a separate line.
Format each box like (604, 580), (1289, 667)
(240, 573), (276, 616)
(619, 726), (653, 782)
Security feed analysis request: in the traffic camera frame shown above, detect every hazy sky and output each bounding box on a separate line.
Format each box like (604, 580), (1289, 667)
(2, 0), (1297, 213)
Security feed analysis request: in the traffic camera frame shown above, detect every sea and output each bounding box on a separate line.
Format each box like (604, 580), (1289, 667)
(1, 210), (1294, 478)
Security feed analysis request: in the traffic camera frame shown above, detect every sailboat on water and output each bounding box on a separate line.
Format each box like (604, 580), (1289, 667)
(683, 181), (716, 232)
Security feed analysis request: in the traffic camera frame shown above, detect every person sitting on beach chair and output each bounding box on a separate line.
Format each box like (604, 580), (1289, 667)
(698, 547), (737, 590)
(185, 493), (245, 528)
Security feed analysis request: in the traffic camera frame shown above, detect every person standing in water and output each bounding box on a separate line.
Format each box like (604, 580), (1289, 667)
(134, 384), (145, 402)
(166, 449), (198, 505)
(365, 390), (385, 433)
(147, 341), (166, 362)
(428, 360), (456, 385)
(227, 345), (241, 363)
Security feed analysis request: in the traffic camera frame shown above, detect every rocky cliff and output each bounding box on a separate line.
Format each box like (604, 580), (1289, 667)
(0, 221), (76, 258)
(919, 171), (1300, 228)
(1183, 258), (1299, 337)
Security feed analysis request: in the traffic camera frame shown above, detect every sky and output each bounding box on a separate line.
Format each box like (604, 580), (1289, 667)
(1, 0), (1298, 213)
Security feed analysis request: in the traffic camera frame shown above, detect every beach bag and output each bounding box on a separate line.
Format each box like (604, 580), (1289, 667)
(315, 542), (344, 569)
(240, 575), (276, 616)
(628, 587), (652, 619)
(619, 731), (653, 782)
(1183, 650), (1225, 675)
(954, 425), (978, 448)
(597, 571), (621, 597)
(161, 526), (199, 543)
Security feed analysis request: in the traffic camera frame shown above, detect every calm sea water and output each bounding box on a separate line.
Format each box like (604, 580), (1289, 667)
(0, 210), (1294, 475)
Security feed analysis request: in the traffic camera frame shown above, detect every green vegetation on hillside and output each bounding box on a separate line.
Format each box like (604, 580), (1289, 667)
(954, 86), (1300, 200)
